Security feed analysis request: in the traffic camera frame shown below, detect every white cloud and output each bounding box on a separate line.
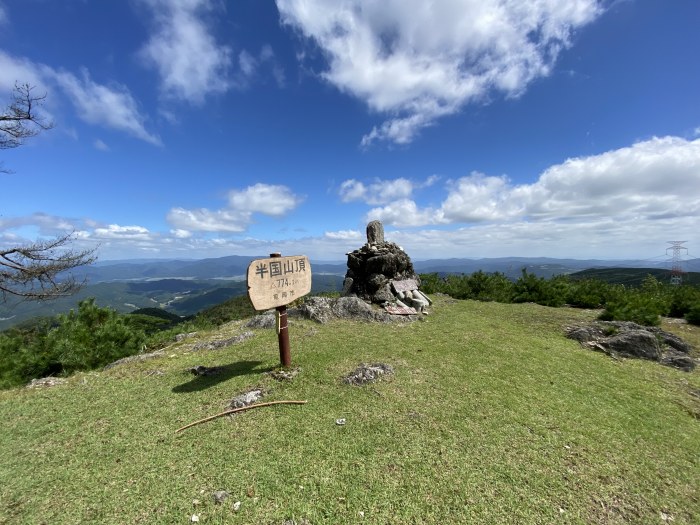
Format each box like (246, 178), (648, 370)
(93, 139), (110, 151)
(234, 45), (286, 88)
(138, 0), (232, 104)
(48, 68), (162, 145)
(0, 213), (75, 236)
(339, 177), (414, 205)
(277, 0), (603, 145)
(523, 136), (700, 220)
(167, 207), (250, 233)
(238, 50), (256, 77)
(324, 229), (362, 241)
(0, 51), (47, 95)
(367, 198), (437, 228)
(93, 224), (152, 240)
(437, 172), (525, 222)
(0, 50), (160, 145)
(228, 183), (303, 216)
(357, 136), (700, 231)
(168, 183), (303, 233)
(171, 228), (192, 239)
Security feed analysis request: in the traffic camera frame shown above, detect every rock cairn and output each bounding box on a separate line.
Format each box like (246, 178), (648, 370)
(342, 220), (431, 313)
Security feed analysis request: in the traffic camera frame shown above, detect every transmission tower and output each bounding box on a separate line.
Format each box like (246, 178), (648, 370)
(666, 241), (688, 285)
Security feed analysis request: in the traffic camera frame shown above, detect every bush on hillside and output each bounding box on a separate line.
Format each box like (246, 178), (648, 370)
(565, 279), (621, 309)
(668, 285), (700, 318)
(419, 272), (514, 302)
(599, 290), (665, 326)
(512, 270), (567, 307)
(685, 304), (700, 326)
(0, 299), (147, 389)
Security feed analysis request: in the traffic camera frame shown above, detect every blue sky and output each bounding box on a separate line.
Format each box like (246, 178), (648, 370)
(1, 0), (699, 262)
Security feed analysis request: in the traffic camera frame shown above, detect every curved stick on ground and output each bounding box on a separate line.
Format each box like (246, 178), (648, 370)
(175, 400), (307, 434)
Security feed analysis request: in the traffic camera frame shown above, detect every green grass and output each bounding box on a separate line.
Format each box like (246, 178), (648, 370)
(1, 297), (699, 524)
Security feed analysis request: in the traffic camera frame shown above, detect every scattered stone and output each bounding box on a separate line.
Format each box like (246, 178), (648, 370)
(104, 350), (165, 370)
(343, 363), (394, 385)
(295, 296), (409, 324)
(246, 313), (276, 329)
(268, 367), (301, 381)
(175, 332), (198, 342)
(566, 321), (696, 371)
(189, 365), (225, 376)
(660, 351), (696, 372)
(192, 332), (254, 351)
(191, 515), (200, 523)
(232, 501), (241, 512)
(26, 376), (67, 389)
(145, 369), (164, 377)
(229, 389), (264, 409)
(212, 490), (229, 505)
(335, 418), (346, 426)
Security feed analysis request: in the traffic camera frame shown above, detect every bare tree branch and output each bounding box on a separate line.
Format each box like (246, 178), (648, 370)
(0, 232), (97, 302)
(1, 82), (54, 173)
(1, 84), (96, 301)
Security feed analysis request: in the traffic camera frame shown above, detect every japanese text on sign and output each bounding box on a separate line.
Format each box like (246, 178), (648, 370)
(247, 255), (312, 311)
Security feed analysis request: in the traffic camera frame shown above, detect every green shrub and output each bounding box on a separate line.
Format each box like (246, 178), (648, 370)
(0, 299), (147, 389)
(566, 279), (615, 309)
(418, 273), (443, 295)
(512, 269), (567, 307)
(599, 291), (665, 326)
(685, 304), (700, 326)
(668, 285), (700, 318)
(419, 272), (514, 303)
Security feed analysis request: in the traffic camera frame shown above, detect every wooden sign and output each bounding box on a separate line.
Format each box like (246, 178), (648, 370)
(247, 255), (312, 311)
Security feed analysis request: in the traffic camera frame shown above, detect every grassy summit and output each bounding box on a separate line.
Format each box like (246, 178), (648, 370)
(1, 296), (698, 524)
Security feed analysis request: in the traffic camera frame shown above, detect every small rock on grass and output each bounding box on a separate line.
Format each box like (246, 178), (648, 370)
(343, 363), (394, 385)
(229, 389), (264, 409)
(212, 490), (229, 504)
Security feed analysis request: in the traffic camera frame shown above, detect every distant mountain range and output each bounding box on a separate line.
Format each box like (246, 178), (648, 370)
(75, 255), (700, 283)
(2, 255), (698, 329)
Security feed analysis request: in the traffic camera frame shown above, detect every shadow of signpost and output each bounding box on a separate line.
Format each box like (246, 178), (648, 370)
(172, 360), (272, 393)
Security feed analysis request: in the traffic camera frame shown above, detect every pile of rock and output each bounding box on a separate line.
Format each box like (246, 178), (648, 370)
(342, 220), (431, 314)
(566, 321), (696, 371)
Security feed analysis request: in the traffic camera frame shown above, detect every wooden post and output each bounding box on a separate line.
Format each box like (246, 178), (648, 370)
(271, 252), (292, 367)
(247, 252), (311, 368)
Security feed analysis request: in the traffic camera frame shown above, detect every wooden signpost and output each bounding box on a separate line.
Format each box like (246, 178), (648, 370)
(247, 253), (312, 367)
